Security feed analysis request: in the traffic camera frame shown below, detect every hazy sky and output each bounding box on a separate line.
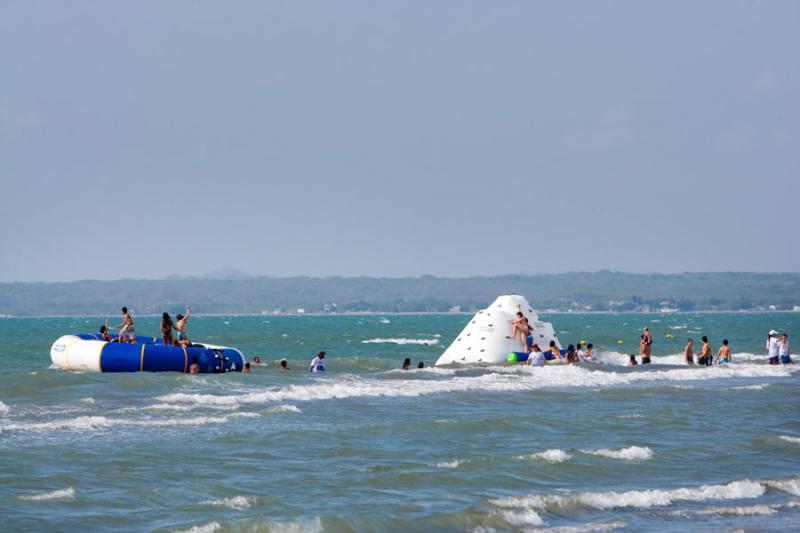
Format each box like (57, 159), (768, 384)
(1, 1), (798, 282)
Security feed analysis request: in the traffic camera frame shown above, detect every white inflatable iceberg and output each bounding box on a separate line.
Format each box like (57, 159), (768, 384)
(435, 295), (561, 365)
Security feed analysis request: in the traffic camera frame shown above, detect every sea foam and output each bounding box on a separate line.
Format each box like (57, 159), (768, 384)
(361, 338), (439, 345)
(200, 495), (254, 510)
(518, 449), (572, 462)
(155, 363), (797, 407)
(0, 401), (9, 415)
(18, 487), (75, 501)
(582, 446), (653, 461)
(490, 478), (765, 511)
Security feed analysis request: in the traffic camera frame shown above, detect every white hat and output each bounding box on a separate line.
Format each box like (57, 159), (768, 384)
(769, 329), (778, 335)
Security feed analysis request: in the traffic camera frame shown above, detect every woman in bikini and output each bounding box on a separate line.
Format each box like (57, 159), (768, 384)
(508, 311), (531, 351)
(161, 312), (175, 346)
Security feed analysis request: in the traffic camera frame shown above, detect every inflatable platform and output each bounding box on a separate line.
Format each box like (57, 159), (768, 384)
(436, 295), (561, 365)
(50, 334), (246, 373)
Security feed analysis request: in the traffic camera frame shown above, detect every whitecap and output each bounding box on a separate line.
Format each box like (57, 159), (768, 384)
(779, 436), (800, 444)
(18, 487), (75, 501)
(766, 478), (800, 496)
(0, 401), (9, 415)
(582, 446), (652, 461)
(79, 397), (95, 404)
(266, 405), (302, 414)
(432, 459), (464, 468)
(172, 522), (220, 533)
(530, 520), (626, 533)
(490, 478), (765, 511)
(1, 413), (258, 433)
(361, 338), (439, 345)
(155, 363), (798, 407)
(200, 496), (253, 510)
(670, 504), (777, 517)
(518, 449), (572, 462)
(501, 509), (544, 526)
(257, 517), (323, 533)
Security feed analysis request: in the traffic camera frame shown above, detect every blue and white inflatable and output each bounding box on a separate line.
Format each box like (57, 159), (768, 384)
(50, 334), (246, 373)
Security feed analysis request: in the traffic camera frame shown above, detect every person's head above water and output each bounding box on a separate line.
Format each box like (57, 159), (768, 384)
(176, 313), (184, 320)
(722, 339), (729, 346)
(549, 340), (556, 347)
(100, 325), (107, 334)
(417, 361), (424, 368)
(121, 306), (128, 314)
(280, 359), (288, 369)
(162, 312), (171, 321)
(567, 344), (575, 352)
(586, 343), (593, 349)
(317, 351), (326, 359)
(769, 329), (778, 337)
(702, 336), (708, 343)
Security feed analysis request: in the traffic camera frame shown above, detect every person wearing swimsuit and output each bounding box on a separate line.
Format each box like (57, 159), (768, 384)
(684, 338), (694, 365)
(642, 327), (653, 359)
(115, 306), (136, 343)
(699, 336), (712, 366)
(508, 310), (531, 351)
(175, 305), (191, 347)
(161, 312), (175, 346)
(717, 339), (731, 364)
(548, 340), (561, 360)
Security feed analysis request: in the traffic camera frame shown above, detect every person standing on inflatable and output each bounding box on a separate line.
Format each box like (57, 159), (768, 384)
(115, 307), (137, 344)
(175, 305), (191, 347)
(309, 351), (326, 372)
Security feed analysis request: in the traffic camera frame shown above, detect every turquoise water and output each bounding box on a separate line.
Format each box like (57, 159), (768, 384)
(1, 313), (799, 532)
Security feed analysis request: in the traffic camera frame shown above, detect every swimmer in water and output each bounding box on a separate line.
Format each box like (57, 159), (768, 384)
(583, 343), (595, 361)
(189, 356), (199, 374)
(628, 354), (638, 367)
(417, 361), (424, 369)
(778, 333), (791, 364)
(100, 320), (112, 342)
(565, 344), (578, 365)
(548, 340), (561, 360)
(309, 351), (326, 372)
(527, 344), (547, 366)
(717, 339), (731, 364)
(402, 358), (411, 370)
(280, 359), (289, 370)
(242, 362), (251, 374)
(699, 336), (712, 366)
(684, 338), (694, 365)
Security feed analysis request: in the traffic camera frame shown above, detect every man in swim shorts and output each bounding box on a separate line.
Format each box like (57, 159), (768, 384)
(716, 339), (731, 364)
(115, 306), (136, 343)
(175, 305), (191, 347)
(699, 336), (712, 366)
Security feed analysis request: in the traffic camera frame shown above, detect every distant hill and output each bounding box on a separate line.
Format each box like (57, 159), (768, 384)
(0, 271), (798, 316)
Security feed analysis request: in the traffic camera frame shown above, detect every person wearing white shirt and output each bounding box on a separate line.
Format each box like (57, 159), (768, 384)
(526, 344), (547, 367)
(309, 351), (326, 372)
(777, 333), (791, 364)
(767, 330), (780, 364)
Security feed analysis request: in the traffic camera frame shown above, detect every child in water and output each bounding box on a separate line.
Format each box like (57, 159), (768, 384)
(716, 339), (731, 364)
(627, 355), (638, 367)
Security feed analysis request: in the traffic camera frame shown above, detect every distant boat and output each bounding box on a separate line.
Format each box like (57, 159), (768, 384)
(435, 295), (561, 365)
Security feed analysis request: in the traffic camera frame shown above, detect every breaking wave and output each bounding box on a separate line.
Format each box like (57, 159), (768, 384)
(361, 338), (439, 345)
(18, 487), (75, 501)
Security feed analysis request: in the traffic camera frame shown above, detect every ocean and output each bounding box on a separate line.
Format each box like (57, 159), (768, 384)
(1, 312), (798, 532)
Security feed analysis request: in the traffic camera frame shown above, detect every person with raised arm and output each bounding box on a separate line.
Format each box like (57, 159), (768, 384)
(175, 305), (191, 347)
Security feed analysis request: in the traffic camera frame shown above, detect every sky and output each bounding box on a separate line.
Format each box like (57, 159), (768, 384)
(1, 1), (798, 282)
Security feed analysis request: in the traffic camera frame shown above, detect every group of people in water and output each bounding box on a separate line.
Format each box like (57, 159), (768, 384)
(509, 310), (793, 367)
(98, 306), (192, 347)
